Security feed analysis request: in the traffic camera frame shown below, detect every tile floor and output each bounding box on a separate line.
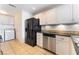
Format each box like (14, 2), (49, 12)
(0, 39), (54, 55)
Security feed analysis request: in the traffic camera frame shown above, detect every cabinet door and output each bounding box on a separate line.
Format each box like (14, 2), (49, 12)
(56, 35), (76, 55)
(34, 8), (57, 25)
(37, 33), (43, 48)
(34, 13), (47, 25)
(73, 4), (79, 23)
(56, 4), (72, 23)
(45, 9), (57, 24)
(56, 41), (70, 55)
(56, 35), (70, 55)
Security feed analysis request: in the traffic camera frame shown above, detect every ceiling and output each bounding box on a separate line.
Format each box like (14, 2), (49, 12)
(0, 4), (62, 15)
(14, 4), (61, 15)
(0, 4), (17, 15)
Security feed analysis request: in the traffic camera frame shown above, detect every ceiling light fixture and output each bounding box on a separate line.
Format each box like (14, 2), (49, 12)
(32, 7), (36, 10)
(0, 10), (8, 14)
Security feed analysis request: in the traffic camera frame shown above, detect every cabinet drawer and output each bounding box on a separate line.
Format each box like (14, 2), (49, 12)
(56, 35), (70, 55)
(56, 35), (71, 42)
(56, 4), (72, 23)
(56, 42), (70, 55)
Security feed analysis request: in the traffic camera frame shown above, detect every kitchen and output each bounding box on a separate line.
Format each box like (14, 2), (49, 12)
(34, 4), (79, 55)
(0, 4), (79, 55)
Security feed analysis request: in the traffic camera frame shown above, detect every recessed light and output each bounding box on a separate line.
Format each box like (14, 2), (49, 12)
(0, 10), (8, 14)
(32, 7), (36, 10)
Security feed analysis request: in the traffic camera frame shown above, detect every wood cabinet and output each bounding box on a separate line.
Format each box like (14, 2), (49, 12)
(56, 4), (73, 23)
(37, 32), (43, 48)
(56, 35), (76, 55)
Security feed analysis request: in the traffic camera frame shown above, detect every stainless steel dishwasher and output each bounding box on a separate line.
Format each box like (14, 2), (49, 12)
(43, 33), (56, 53)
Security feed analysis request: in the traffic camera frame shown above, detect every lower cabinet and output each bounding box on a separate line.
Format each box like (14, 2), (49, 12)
(37, 32), (43, 48)
(56, 35), (76, 55)
(37, 33), (76, 55)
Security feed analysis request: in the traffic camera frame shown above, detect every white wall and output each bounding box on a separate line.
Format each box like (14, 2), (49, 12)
(14, 10), (22, 42)
(14, 10), (32, 43)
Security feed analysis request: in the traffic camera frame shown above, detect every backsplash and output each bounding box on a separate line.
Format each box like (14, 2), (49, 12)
(41, 24), (79, 31)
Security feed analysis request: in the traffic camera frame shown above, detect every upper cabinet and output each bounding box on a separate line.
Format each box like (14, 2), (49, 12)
(34, 13), (46, 25)
(34, 8), (57, 25)
(73, 4), (79, 23)
(44, 8), (57, 24)
(56, 4), (73, 23)
(34, 4), (79, 25)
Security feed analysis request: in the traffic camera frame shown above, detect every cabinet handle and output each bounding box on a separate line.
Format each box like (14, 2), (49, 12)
(57, 38), (64, 41)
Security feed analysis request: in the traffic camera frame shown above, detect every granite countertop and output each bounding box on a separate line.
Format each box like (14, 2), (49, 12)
(42, 30), (79, 55)
(41, 30), (79, 36)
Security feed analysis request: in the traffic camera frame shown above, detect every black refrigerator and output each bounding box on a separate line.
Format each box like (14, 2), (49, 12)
(25, 17), (41, 47)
